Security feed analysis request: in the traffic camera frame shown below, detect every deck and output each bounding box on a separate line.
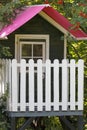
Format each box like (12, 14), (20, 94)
(0, 59), (84, 117)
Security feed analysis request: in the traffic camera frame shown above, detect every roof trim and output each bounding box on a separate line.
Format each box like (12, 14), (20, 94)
(0, 5), (49, 38)
(76, 37), (87, 40)
(42, 6), (87, 40)
(40, 11), (87, 41)
(39, 11), (68, 35)
(0, 5), (86, 40)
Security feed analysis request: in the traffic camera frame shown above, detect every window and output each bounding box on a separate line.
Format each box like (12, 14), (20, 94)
(15, 34), (49, 62)
(20, 42), (45, 63)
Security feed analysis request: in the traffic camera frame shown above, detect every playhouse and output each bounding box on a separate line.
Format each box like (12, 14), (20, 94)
(0, 4), (86, 130)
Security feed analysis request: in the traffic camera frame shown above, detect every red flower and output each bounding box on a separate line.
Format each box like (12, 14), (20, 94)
(79, 12), (87, 18)
(44, 0), (49, 4)
(76, 22), (80, 29)
(57, 0), (63, 5)
(78, 3), (87, 6)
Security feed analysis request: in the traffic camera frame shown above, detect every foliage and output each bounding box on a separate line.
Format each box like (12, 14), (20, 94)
(0, 89), (10, 130)
(0, 0), (87, 32)
(44, 117), (63, 130)
(0, 0), (30, 25)
(84, 77), (87, 130)
(0, 0), (87, 130)
(67, 40), (87, 130)
(69, 0), (87, 32)
(16, 117), (63, 130)
(0, 44), (12, 58)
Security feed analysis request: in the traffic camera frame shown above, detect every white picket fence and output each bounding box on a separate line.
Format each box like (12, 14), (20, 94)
(0, 59), (10, 96)
(0, 59), (84, 112)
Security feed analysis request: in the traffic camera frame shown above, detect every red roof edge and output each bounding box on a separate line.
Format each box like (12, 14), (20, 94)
(0, 5), (87, 40)
(43, 7), (87, 40)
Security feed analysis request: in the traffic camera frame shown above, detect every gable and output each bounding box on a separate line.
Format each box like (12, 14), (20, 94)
(41, 7), (87, 40)
(0, 14), (64, 60)
(0, 4), (87, 40)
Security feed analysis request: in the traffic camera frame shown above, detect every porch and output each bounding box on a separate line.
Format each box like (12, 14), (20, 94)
(0, 59), (84, 116)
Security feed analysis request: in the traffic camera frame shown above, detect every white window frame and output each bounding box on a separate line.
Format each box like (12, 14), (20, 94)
(20, 41), (46, 62)
(15, 34), (49, 62)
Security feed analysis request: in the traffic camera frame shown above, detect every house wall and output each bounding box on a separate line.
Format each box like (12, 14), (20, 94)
(0, 14), (64, 61)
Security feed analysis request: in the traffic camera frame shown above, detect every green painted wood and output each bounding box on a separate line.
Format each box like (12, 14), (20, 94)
(0, 14), (64, 61)
(77, 116), (84, 130)
(18, 118), (34, 130)
(8, 111), (83, 117)
(10, 117), (16, 130)
(59, 116), (75, 130)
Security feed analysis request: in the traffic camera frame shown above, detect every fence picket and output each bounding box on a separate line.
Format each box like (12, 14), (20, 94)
(12, 59), (17, 111)
(0, 59), (8, 96)
(0, 59), (84, 112)
(29, 60), (34, 111)
(45, 60), (51, 111)
(20, 59), (26, 111)
(62, 59), (68, 110)
(0, 59), (3, 96)
(78, 60), (84, 110)
(70, 60), (75, 110)
(37, 60), (43, 111)
(1, 60), (5, 94)
(54, 60), (59, 111)
(8, 60), (12, 111)
(2, 60), (5, 93)
(5, 60), (9, 85)
(0, 59), (1, 96)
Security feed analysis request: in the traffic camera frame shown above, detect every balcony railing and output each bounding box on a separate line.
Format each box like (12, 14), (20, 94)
(0, 59), (84, 112)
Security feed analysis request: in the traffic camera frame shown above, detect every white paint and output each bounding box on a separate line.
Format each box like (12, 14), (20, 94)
(70, 60), (75, 110)
(62, 59), (68, 110)
(15, 34), (49, 62)
(0, 59), (84, 112)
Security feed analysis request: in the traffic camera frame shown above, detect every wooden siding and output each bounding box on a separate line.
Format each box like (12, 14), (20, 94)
(0, 14), (64, 61)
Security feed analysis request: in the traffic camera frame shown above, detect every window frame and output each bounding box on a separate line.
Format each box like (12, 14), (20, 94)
(20, 41), (46, 62)
(15, 34), (49, 62)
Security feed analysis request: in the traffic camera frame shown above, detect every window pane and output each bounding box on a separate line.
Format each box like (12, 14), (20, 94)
(33, 45), (42, 56)
(22, 44), (32, 57)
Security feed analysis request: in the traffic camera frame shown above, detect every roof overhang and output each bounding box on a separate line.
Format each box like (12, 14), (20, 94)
(0, 4), (87, 40)
(42, 7), (87, 40)
(0, 5), (49, 39)
(39, 11), (68, 35)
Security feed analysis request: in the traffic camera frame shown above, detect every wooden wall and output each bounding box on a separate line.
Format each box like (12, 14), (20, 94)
(0, 14), (64, 61)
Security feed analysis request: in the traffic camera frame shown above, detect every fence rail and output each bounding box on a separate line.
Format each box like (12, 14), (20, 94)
(0, 59), (84, 112)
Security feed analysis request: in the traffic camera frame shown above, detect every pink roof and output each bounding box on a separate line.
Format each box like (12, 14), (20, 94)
(0, 5), (47, 38)
(0, 4), (87, 40)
